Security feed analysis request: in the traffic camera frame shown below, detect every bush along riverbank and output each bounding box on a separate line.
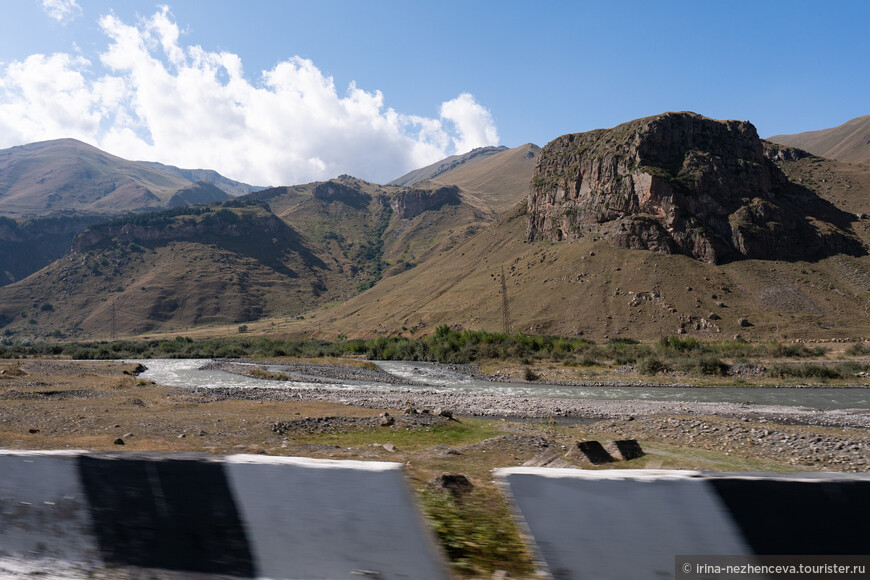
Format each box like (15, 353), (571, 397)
(1, 328), (869, 381)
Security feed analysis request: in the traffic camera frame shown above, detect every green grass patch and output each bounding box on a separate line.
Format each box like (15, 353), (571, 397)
(634, 444), (820, 473)
(289, 418), (501, 452)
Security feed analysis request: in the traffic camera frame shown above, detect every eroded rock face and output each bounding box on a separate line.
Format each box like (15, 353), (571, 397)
(313, 181), (371, 209)
(525, 112), (863, 263)
(388, 185), (461, 219)
(71, 204), (293, 252)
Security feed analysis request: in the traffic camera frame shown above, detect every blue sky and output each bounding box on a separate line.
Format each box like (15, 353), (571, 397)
(0, 1), (867, 185)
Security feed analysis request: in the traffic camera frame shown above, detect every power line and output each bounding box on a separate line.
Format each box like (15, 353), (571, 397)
(500, 266), (512, 334)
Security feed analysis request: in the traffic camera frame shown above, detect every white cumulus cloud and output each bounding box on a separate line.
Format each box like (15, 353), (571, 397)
(0, 7), (499, 185)
(41, 0), (81, 23)
(440, 93), (500, 154)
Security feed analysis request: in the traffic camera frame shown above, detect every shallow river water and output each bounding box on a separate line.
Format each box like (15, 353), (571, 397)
(133, 359), (870, 411)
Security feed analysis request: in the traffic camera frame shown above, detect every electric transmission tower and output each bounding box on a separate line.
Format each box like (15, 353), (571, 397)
(500, 266), (512, 334)
(111, 297), (116, 340)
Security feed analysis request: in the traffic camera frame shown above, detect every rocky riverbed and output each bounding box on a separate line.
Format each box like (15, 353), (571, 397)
(193, 361), (870, 429)
(1, 358), (868, 474)
(201, 360), (409, 384)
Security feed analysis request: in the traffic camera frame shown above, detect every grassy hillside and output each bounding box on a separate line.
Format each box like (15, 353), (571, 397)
(390, 143), (540, 217)
(0, 139), (260, 286)
(253, 175), (499, 288)
(771, 151), (870, 219)
(0, 203), (340, 337)
(0, 174), (502, 337)
(137, 162), (262, 196)
(167, 181), (232, 207)
(769, 115), (870, 166)
(0, 139), (187, 217)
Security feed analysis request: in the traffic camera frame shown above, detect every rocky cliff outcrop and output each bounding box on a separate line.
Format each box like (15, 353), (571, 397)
(71, 205), (293, 253)
(761, 140), (813, 162)
(313, 181), (371, 209)
(388, 185), (461, 219)
(525, 112), (863, 263)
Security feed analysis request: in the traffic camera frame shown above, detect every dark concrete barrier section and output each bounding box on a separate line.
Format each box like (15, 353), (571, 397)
(0, 450), (447, 579)
(708, 473), (870, 555)
(495, 468), (870, 580)
(565, 440), (614, 464)
(78, 454), (255, 577)
(606, 439), (645, 461)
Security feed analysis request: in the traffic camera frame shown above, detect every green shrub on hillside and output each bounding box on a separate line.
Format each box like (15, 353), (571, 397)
(846, 343), (870, 356)
(767, 364), (842, 380)
(638, 356), (667, 375)
(658, 335), (702, 353)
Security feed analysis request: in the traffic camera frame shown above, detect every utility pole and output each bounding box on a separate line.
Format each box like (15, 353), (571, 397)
(500, 266), (512, 334)
(111, 297), (116, 341)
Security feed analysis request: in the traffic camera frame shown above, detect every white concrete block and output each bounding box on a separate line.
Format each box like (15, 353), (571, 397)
(224, 455), (447, 580)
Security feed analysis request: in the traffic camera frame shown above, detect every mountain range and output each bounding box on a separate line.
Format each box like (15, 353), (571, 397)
(0, 138), (260, 218)
(285, 114), (870, 341)
(0, 141), (535, 336)
(0, 139), (262, 287)
(1, 113), (869, 340)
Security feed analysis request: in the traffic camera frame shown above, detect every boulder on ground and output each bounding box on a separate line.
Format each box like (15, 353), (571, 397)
(430, 474), (474, 498)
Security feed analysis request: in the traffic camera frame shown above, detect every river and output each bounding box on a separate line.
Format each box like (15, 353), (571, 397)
(134, 359), (870, 411)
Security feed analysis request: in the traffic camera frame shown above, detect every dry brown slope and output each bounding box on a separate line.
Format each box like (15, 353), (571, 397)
(0, 138), (256, 218)
(427, 143), (540, 215)
(289, 148), (870, 341)
(387, 146), (508, 187)
(0, 139), (190, 217)
(769, 115), (870, 166)
(771, 151), (870, 240)
(288, 201), (870, 341)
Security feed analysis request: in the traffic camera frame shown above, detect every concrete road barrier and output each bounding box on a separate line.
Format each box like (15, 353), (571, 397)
(495, 468), (870, 579)
(0, 450), (447, 579)
(0, 450), (102, 578)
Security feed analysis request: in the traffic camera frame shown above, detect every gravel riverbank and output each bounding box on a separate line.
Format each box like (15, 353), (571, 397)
(190, 360), (870, 430)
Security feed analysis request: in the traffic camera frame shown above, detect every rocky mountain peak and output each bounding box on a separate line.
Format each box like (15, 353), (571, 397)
(525, 112), (863, 263)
